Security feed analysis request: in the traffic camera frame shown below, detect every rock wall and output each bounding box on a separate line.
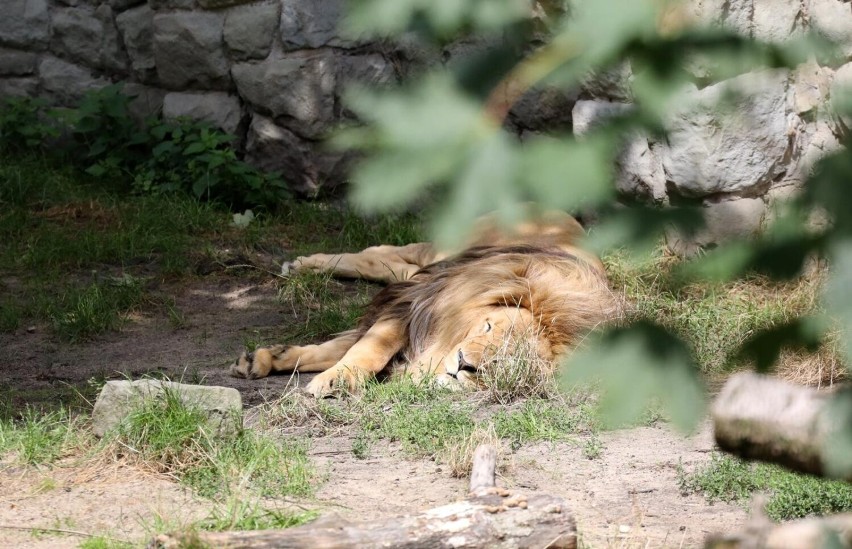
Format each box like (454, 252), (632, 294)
(1, 0), (851, 252)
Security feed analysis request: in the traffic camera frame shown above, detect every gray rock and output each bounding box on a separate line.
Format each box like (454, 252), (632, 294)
(662, 70), (792, 198)
(809, 0), (852, 59)
(832, 61), (852, 132)
(279, 0), (363, 50)
(508, 85), (577, 132)
(153, 12), (230, 90)
(117, 5), (155, 77)
(580, 62), (633, 102)
(232, 51), (336, 138)
(96, 4), (129, 73)
(616, 138), (667, 203)
(51, 7), (101, 66)
(0, 48), (38, 76)
(245, 113), (348, 195)
(109, 0), (146, 12)
(163, 91), (242, 135)
(0, 0), (50, 49)
(39, 55), (108, 106)
(336, 53), (396, 97)
(792, 62), (831, 115)
(224, 1), (280, 61)
(91, 380), (242, 438)
(198, 0), (254, 9)
(666, 197), (766, 257)
(51, 6), (128, 73)
(573, 99), (666, 202)
(752, 0), (802, 42)
(149, 0), (196, 9)
(0, 77), (39, 98)
(122, 82), (166, 121)
(572, 99), (633, 135)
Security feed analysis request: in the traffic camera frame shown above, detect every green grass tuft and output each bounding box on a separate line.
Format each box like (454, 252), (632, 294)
(679, 453), (852, 521)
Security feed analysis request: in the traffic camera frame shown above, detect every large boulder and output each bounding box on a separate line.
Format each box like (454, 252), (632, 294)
(51, 5), (128, 73)
(0, 0), (50, 50)
(163, 91), (243, 135)
(0, 48), (38, 76)
(116, 4), (156, 79)
(279, 0), (365, 50)
(153, 12), (230, 90)
(39, 55), (108, 106)
(232, 50), (336, 139)
(223, 0), (280, 61)
(661, 70), (792, 198)
(91, 379), (242, 438)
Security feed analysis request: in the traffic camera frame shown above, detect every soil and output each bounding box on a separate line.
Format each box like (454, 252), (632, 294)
(0, 274), (749, 548)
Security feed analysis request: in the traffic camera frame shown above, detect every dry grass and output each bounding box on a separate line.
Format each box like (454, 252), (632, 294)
(442, 423), (501, 478)
(604, 248), (847, 387)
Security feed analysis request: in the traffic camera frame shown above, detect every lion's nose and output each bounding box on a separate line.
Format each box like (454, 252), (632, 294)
(457, 349), (477, 373)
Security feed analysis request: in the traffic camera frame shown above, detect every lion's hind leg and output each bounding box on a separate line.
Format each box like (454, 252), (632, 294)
(282, 243), (437, 284)
(230, 331), (361, 380)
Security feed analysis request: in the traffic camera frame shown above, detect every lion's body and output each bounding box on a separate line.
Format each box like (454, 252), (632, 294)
(231, 211), (619, 397)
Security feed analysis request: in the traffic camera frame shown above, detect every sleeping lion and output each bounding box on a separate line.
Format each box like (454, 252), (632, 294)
(230, 210), (619, 398)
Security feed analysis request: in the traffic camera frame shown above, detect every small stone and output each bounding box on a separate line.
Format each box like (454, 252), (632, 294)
(26, 326), (36, 333)
(619, 525), (631, 534)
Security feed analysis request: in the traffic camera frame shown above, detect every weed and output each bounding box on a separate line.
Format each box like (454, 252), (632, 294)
(679, 453), (852, 520)
(582, 436), (603, 459)
(351, 432), (371, 459)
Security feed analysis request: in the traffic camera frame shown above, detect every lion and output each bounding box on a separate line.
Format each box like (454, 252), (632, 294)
(230, 210), (619, 398)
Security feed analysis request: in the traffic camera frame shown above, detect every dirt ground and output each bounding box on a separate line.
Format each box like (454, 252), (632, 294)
(0, 274), (749, 548)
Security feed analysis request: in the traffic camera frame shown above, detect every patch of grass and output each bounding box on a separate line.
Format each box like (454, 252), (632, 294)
(277, 271), (372, 340)
(0, 407), (88, 464)
(49, 275), (146, 342)
(679, 453), (852, 521)
(197, 498), (317, 532)
(281, 202), (423, 257)
(111, 388), (314, 499)
(78, 537), (132, 549)
(604, 249), (834, 380)
(479, 335), (559, 404)
(493, 397), (597, 446)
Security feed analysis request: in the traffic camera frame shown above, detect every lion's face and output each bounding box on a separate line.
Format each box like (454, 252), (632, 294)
(438, 306), (550, 386)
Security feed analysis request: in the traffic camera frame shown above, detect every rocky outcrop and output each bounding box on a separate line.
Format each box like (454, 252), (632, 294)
(0, 0), (849, 254)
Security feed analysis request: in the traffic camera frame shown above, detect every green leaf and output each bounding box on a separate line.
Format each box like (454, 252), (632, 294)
(519, 135), (614, 210)
(183, 142), (207, 155)
(563, 321), (706, 433)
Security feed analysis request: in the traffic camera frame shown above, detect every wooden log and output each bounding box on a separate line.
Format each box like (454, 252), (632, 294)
(150, 444), (577, 549)
(711, 371), (851, 481)
(706, 512), (852, 548)
(469, 443), (497, 495)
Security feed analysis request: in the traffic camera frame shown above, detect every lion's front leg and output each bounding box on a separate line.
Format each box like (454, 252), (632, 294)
(306, 318), (405, 397)
(230, 331), (361, 379)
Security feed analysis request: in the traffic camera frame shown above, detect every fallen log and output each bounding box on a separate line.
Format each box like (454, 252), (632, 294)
(150, 444), (577, 549)
(711, 371), (851, 481)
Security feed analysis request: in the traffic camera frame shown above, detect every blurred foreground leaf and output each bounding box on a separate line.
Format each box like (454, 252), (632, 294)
(563, 321), (706, 433)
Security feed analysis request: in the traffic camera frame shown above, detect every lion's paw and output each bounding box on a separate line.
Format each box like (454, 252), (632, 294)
(305, 368), (359, 398)
(229, 345), (287, 380)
